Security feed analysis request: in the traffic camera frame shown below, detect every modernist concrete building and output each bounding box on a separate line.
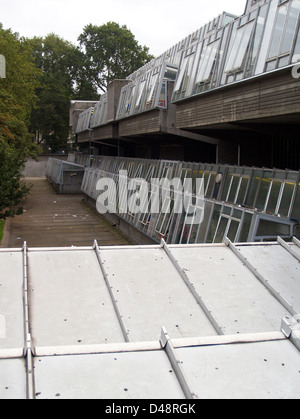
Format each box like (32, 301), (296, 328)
(70, 0), (300, 170)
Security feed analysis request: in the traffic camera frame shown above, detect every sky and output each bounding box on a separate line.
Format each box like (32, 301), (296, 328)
(0, 0), (246, 56)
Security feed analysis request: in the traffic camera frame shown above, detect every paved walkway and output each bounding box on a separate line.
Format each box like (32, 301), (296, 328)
(1, 178), (131, 248)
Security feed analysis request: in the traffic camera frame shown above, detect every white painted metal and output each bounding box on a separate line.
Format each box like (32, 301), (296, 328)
(94, 241), (131, 342)
(28, 249), (125, 347)
(0, 359), (27, 399)
(171, 331), (286, 349)
(33, 350), (185, 400)
(0, 241), (299, 399)
(160, 327), (197, 400)
(174, 339), (300, 399)
(99, 246), (217, 341)
(236, 243), (300, 315)
(170, 244), (290, 334)
(277, 236), (300, 262)
(161, 240), (224, 336)
(0, 251), (25, 350)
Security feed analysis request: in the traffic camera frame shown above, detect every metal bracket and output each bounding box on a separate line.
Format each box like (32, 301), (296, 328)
(22, 243), (36, 399)
(161, 239), (224, 335)
(224, 238), (298, 317)
(160, 327), (198, 400)
(293, 237), (300, 248)
(281, 317), (300, 352)
(277, 236), (300, 262)
(93, 240), (130, 343)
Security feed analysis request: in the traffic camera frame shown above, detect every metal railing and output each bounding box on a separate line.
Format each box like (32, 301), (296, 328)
(78, 155), (299, 244)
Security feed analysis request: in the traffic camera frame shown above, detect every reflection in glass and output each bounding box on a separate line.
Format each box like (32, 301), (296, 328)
(257, 219), (290, 237)
(280, 0), (300, 55)
(245, 4), (268, 77)
(268, 3), (289, 59)
(278, 182), (295, 217)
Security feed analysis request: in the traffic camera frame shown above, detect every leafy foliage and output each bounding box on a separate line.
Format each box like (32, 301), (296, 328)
(0, 21), (153, 217)
(29, 34), (84, 152)
(78, 22), (154, 93)
(0, 24), (41, 219)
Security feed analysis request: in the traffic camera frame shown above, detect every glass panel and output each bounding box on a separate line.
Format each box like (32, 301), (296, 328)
(197, 201), (213, 243)
(280, 0), (300, 55)
(239, 213), (253, 242)
(195, 40), (220, 84)
(256, 219), (291, 237)
(157, 81), (167, 108)
(225, 21), (255, 72)
(222, 206), (232, 216)
(135, 80), (146, 108)
(294, 24), (300, 56)
(245, 171), (261, 208)
(227, 220), (240, 242)
(227, 176), (240, 203)
(268, 3), (289, 59)
(278, 55), (290, 67)
(174, 59), (188, 92)
(224, 23), (242, 72)
(291, 185), (300, 222)
(236, 177), (249, 205)
(182, 56), (194, 93)
(221, 173), (233, 201)
(232, 209), (243, 219)
(266, 181), (282, 214)
(147, 73), (159, 104)
(278, 182), (295, 217)
(256, 175), (272, 211)
(206, 204), (222, 243)
(206, 173), (216, 198)
(255, 0), (278, 74)
(164, 65), (178, 81)
(188, 223), (200, 244)
(214, 216), (229, 243)
(266, 60), (277, 71)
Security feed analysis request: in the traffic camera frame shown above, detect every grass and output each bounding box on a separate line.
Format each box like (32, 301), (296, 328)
(0, 220), (5, 244)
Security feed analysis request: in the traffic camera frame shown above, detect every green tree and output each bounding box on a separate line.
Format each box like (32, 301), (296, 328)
(29, 34), (92, 152)
(0, 24), (41, 219)
(78, 22), (154, 93)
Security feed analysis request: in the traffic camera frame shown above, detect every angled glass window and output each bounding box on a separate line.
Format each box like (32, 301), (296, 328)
(135, 80), (146, 108)
(256, 218), (291, 238)
(224, 20), (255, 73)
(268, 3), (289, 59)
(280, 0), (300, 55)
(173, 51), (196, 98)
(239, 212), (253, 242)
(245, 4), (269, 77)
(146, 72), (159, 104)
(268, 0), (300, 61)
(255, 172), (273, 211)
(291, 183), (300, 222)
(255, 0), (279, 74)
(278, 181), (296, 217)
(91, 95), (108, 128)
(294, 23), (300, 56)
(195, 39), (220, 85)
(157, 81), (167, 109)
(164, 65), (178, 81)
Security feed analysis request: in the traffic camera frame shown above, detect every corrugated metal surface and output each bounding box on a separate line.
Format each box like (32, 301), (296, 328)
(0, 240), (299, 399)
